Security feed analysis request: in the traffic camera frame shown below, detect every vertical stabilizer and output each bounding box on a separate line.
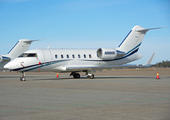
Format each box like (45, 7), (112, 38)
(118, 25), (146, 53)
(117, 25), (162, 55)
(7, 39), (40, 58)
(143, 53), (155, 66)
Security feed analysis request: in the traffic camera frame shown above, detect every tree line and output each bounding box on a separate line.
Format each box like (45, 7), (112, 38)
(152, 60), (170, 67)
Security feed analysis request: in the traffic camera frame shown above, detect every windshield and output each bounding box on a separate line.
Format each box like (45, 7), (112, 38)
(19, 53), (37, 57)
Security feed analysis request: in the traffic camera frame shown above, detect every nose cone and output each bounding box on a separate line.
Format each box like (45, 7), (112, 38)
(4, 60), (18, 70)
(4, 62), (11, 69)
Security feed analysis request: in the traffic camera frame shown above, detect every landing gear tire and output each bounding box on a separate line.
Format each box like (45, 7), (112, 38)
(70, 72), (80, 79)
(90, 74), (94, 79)
(87, 74), (94, 79)
(20, 77), (26, 81)
(73, 73), (80, 79)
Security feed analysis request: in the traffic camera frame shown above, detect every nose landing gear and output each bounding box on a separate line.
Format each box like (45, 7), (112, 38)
(20, 72), (26, 81)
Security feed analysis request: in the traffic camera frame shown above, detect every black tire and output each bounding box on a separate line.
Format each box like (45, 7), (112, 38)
(90, 74), (94, 79)
(73, 73), (80, 78)
(76, 74), (80, 78)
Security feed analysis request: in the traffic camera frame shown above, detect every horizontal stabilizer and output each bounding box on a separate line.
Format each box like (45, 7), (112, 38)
(21, 39), (43, 42)
(136, 27), (166, 32)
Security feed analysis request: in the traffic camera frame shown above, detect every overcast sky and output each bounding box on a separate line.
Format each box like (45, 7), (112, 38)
(0, 0), (170, 64)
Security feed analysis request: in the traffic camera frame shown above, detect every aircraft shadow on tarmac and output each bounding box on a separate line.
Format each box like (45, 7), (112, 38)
(0, 75), (164, 81)
(0, 76), (20, 78)
(30, 76), (156, 81)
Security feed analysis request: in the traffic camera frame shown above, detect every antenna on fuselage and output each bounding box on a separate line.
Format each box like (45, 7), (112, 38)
(47, 46), (50, 49)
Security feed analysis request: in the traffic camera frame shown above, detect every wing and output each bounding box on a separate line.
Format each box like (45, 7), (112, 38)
(66, 53), (155, 72)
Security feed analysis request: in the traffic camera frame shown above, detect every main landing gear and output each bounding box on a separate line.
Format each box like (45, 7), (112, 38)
(70, 72), (80, 78)
(87, 74), (94, 79)
(86, 70), (94, 79)
(70, 71), (95, 79)
(20, 72), (26, 81)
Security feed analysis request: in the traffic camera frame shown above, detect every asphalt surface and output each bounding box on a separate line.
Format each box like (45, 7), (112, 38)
(0, 69), (170, 120)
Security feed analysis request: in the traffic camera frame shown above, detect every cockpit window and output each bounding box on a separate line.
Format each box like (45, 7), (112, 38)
(19, 53), (37, 57)
(27, 53), (37, 57)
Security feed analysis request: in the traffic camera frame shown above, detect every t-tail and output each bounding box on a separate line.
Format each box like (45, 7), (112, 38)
(6, 39), (42, 58)
(117, 25), (164, 55)
(1, 39), (41, 70)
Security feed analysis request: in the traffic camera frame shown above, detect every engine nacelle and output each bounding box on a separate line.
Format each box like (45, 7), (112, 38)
(0, 55), (3, 63)
(0, 55), (10, 63)
(97, 48), (117, 60)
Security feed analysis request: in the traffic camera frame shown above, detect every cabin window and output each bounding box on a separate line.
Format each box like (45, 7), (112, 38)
(67, 54), (69, 58)
(61, 55), (63, 58)
(55, 55), (57, 59)
(84, 54), (86, 58)
(72, 54), (75, 58)
(89, 54), (92, 58)
(78, 54), (80, 58)
(19, 53), (37, 57)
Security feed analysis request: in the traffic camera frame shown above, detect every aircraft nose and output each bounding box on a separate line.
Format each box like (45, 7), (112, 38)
(4, 61), (16, 70)
(4, 63), (11, 69)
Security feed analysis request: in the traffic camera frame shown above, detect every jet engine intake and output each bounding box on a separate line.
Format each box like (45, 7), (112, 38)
(0, 55), (11, 63)
(97, 48), (126, 60)
(0, 56), (2, 63)
(97, 48), (117, 60)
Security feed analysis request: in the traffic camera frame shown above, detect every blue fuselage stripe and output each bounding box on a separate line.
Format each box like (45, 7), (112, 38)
(125, 43), (141, 55)
(11, 60), (69, 72)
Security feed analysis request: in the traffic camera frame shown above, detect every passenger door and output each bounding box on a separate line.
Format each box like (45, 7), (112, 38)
(41, 49), (52, 71)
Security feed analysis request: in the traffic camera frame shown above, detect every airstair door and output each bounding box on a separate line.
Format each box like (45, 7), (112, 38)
(41, 49), (52, 71)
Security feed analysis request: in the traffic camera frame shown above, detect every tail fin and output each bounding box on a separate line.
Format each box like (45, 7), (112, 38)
(7, 39), (41, 58)
(143, 53), (155, 66)
(117, 25), (163, 55)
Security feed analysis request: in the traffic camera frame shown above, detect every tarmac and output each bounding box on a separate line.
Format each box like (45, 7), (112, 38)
(0, 68), (170, 120)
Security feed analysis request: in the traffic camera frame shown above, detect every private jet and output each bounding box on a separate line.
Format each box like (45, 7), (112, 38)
(4, 25), (162, 80)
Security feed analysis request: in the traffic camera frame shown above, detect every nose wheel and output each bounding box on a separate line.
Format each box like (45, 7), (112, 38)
(20, 72), (26, 81)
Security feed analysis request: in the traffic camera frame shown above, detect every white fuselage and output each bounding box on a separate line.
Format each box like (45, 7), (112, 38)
(5, 48), (142, 73)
